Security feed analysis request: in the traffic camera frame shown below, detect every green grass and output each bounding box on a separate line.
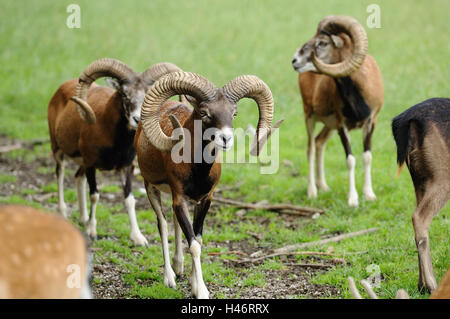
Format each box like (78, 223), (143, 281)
(0, 174), (17, 183)
(0, 0), (449, 299)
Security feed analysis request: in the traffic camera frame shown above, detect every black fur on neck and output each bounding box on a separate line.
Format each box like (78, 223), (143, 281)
(96, 112), (136, 170)
(182, 138), (217, 200)
(334, 77), (371, 123)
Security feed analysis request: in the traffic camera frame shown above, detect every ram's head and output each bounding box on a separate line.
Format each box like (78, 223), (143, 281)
(292, 15), (368, 77)
(140, 71), (283, 155)
(70, 58), (181, 129)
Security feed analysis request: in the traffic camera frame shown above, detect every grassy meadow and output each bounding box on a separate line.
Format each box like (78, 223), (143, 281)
(0, 0), (448, 298)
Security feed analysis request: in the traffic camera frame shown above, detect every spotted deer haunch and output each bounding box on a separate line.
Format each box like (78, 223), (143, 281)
(135, 71), (281, 299)
(292, 15), (384, 206)
(48, 58), (181, 246)
(392, 98), (450, 293)
(0, 205), (91, 299)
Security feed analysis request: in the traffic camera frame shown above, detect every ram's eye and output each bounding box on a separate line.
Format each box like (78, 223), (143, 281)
(319, 41), (327, 47)
(199, 111), (210, 119)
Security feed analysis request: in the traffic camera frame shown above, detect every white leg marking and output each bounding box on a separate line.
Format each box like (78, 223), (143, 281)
(189, 240), (209, 299)
(347, 155), (359, 207)
(172, 214), (184, 276)
(86, 193), (99, 240)
(190, 266), (198, 297)
(76, 175), (89, 225)
(306, 118), (317, 198)
(315, 130), (332, 191)
(362, 151), (376, 201)
(160, 216), (176, 288)
(316, 147), (329, 190)
(196, 235), (203, 246)
(125, 194), (148, 247)
(146, 186), (176, 288)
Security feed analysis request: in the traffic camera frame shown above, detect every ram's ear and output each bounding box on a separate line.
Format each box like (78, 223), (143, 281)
(184, 95), (200, 108)
(331, 35), (344, 48)
(105, 78), (121, 91)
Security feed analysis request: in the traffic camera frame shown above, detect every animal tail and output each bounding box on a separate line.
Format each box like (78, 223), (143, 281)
(392, 114), (410, 170)
(392, 111), (416, 176)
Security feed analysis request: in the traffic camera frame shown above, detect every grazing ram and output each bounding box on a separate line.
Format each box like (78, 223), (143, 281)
(392, 97), (449, 293)
(134, 71), (282, 298)
(292, 15), (383, 206)
(48, 58), (181, 246)
(0, 205), (91, 298)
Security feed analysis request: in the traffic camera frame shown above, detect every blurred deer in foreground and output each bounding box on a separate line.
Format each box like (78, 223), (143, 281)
(0, 205), (91, 299)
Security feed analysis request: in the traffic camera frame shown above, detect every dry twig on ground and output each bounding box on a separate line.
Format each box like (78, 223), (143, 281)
(213, 196), (324, 216)
(274, 228), (378, 254)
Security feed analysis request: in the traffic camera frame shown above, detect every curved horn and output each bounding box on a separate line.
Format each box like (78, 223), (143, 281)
(141, 71), (218, 152)
(222, 75), (282, 156)
(141, 62), (182, 85)
(70, 58), (136, 124)
(312, 15), (368, 77)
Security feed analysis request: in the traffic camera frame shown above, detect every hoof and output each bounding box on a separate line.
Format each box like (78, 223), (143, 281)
(364, 192), (377, 201)
(308, 185), (318, 198)
(348, 194), (359, 207)
(130, 232), (149, 247)
(86, 222), (97, 241)
(80, 216), (89, 226)
(164, 267), (177, 288)
(418, 279), (437, 294)
(172, 257), (184, 276)
(317, 183), (330, 191)
(59, 204), (70, 218)
(195, 284), (210, 299)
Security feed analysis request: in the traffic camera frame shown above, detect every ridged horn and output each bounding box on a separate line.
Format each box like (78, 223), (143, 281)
(141, 72), (218, 152)
(221, 75), (282, 156)
(70, 58), (136, 124)
(141, 62), (182, 85)
(312, 15), (368, 77)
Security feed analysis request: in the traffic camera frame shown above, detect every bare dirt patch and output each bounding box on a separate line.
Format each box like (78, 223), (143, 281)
(91, 261), (131, 299)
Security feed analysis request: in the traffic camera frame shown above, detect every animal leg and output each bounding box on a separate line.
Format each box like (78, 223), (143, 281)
(362, 120), (376, 201)
(315, 126), (333, 191)
(54, 150), (68, 217)
(173, 194), (209, 299)
(86, 167), (99, 240)
(338, 126), (358, 207)
(146, 184), (176, 288)
(75, 167), (89, 225)
(306, 116), (317, 198)
(172, 214), (184, 276)
(121, 166), (148, 247)
(193, 194), (211, 245)
(412, 187), (448, 293)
